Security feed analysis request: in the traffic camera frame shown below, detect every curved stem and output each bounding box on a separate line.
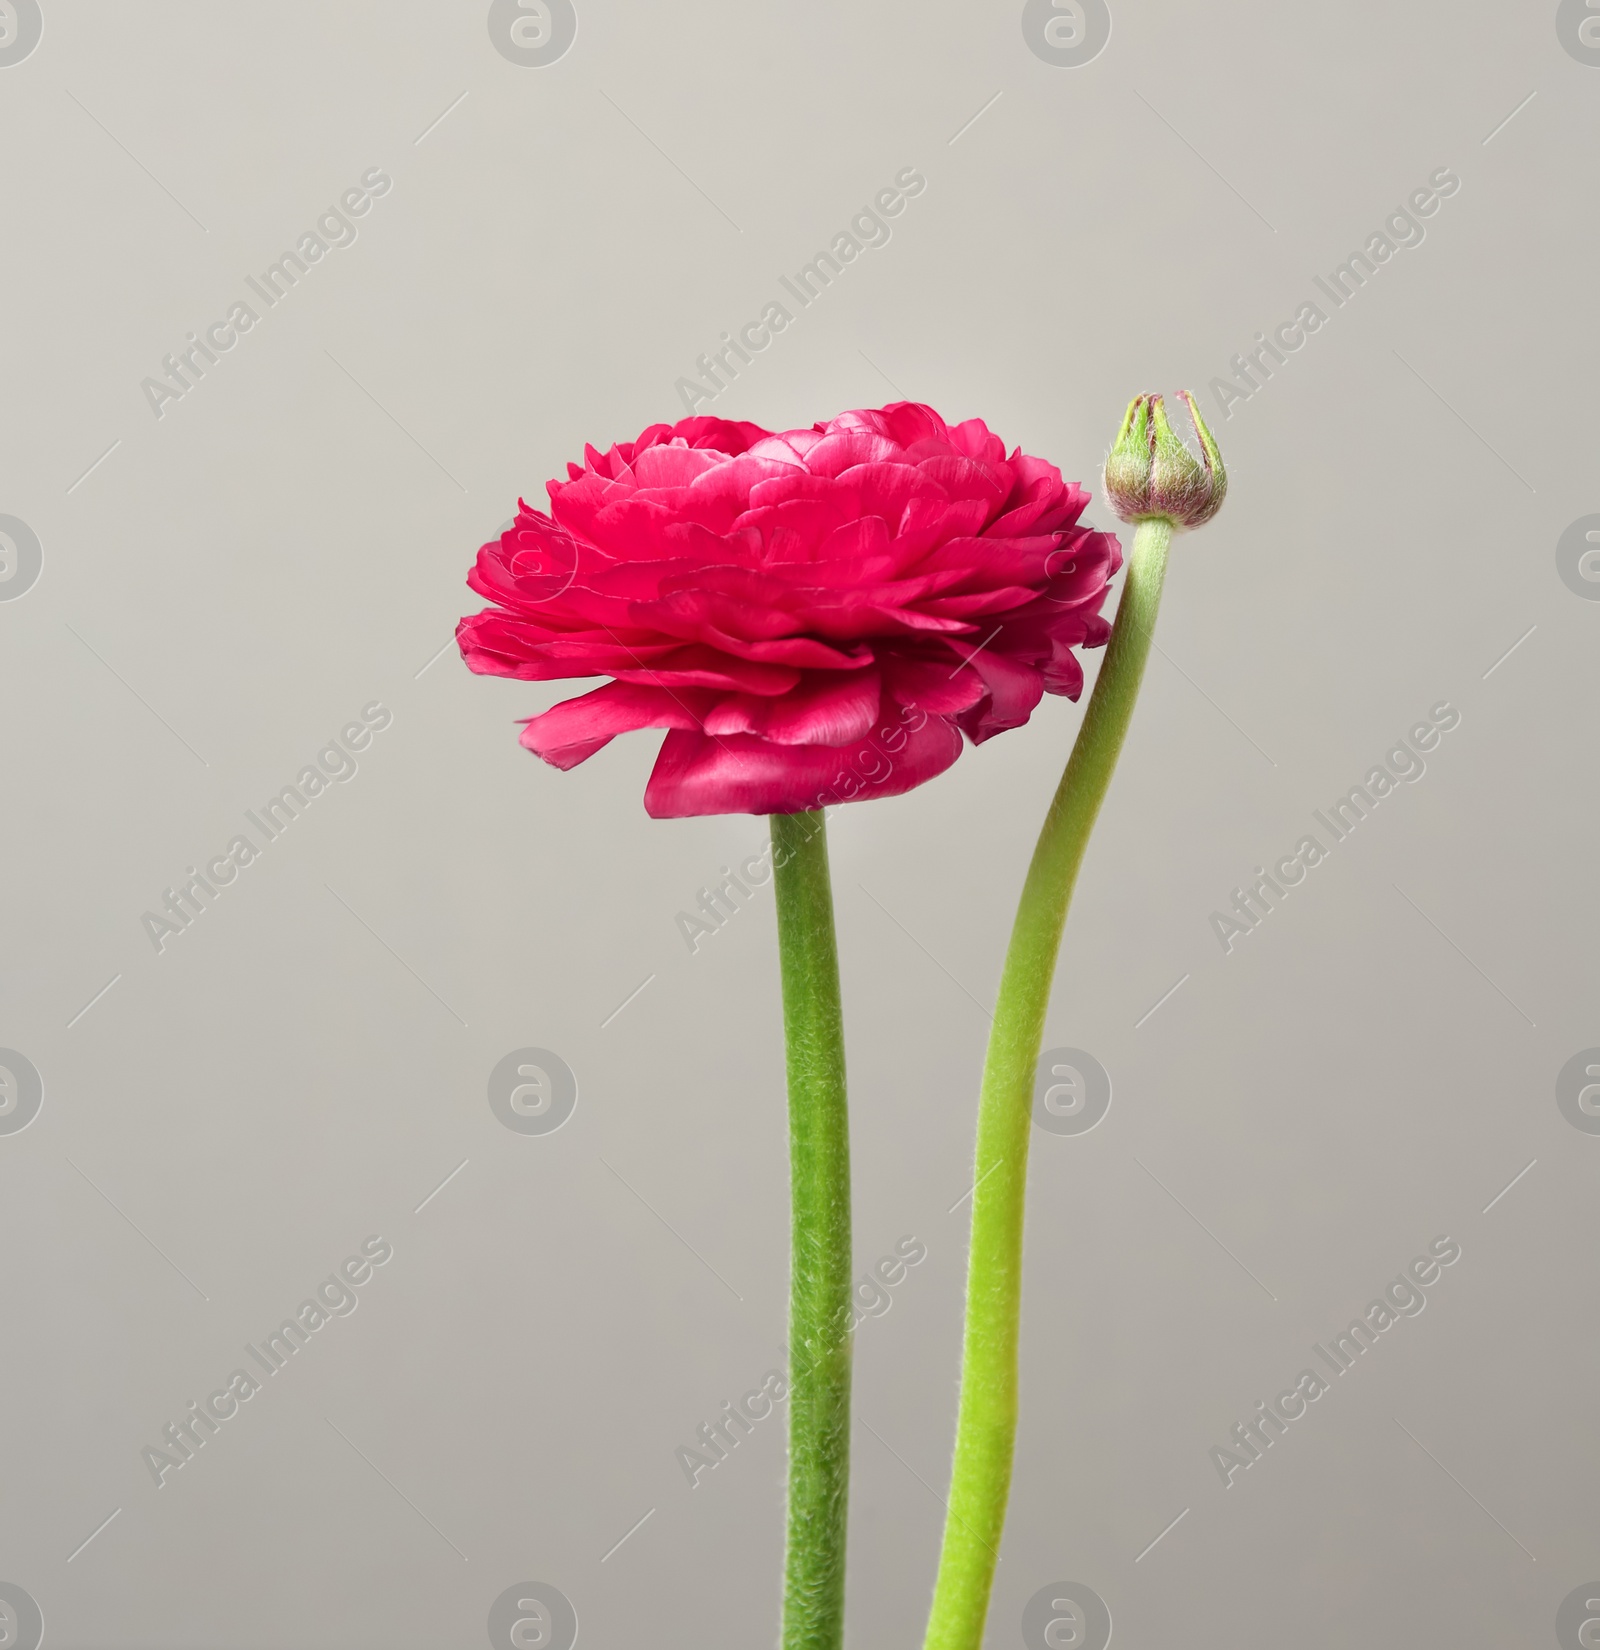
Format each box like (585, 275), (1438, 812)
(922, 518), (1174, 1650)
(772, 809), (853, 1650)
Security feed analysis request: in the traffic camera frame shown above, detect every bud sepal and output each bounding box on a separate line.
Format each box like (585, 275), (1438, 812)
(1102, 390), (1227, 530)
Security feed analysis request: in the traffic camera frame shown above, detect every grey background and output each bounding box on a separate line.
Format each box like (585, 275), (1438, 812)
(1, 1), (1595, 1645)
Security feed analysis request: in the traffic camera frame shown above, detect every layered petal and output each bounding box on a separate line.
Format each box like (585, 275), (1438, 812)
(459, 402), (1123, 815)
(645, 714), (964, 818)
(519, 681), (714, 767)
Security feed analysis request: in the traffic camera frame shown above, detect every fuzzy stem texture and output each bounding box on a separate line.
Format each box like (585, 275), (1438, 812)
(772, 809), (853, 1650)
(922, 517), (1174, 1650)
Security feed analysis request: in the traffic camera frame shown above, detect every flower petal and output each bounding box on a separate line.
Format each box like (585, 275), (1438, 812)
(644, 713), (964, 817)
(702, 669), (881, 746)
(461, 403), (1124, 814)
(955, 649), (1046, 743)
(519, 682), (714, 768)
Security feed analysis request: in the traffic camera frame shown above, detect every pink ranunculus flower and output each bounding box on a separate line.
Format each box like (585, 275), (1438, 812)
(457, 403), (1123, 817)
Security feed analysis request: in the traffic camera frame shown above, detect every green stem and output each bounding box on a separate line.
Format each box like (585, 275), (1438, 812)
(922, 517), (1174, 1650)
(772, 809), (853, 1650)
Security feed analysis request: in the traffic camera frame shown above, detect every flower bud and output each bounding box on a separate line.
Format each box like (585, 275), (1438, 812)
(1102, 390), (1227, 529)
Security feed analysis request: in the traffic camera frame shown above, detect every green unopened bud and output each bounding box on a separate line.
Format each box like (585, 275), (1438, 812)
(1102, 390), (1227, 530)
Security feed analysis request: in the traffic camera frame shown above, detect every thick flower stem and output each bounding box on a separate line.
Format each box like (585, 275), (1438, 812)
(922, 517), (1174, 1650)
(771, 809), (853, 1650)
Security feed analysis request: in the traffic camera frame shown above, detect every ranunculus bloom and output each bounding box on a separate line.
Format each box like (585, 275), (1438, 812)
(458, 403), (1122, 817)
